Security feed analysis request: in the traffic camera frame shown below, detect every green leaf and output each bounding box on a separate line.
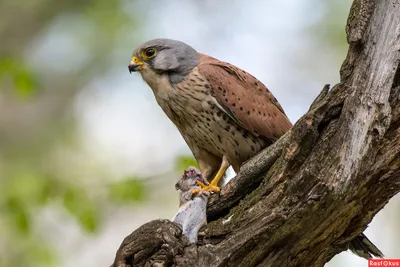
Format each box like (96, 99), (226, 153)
(13, 70), (38, 98)
(4, 198), (30, 235)
(77, 206), (98, 233)
(62, 187), (100, 233)
(109, 178), (145, 203)
(0, 57), (39, 98)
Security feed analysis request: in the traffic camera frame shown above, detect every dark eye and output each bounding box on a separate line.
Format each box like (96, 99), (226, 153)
(145, 48), (156, 58)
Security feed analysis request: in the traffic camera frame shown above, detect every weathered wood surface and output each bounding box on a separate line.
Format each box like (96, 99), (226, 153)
(112, 1), (400, 266)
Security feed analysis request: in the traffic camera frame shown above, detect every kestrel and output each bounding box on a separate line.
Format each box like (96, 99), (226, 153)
(128, 38), (292, 193)
(128, 39), (384, 260)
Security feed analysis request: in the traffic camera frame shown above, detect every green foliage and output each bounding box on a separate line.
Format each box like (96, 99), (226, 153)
(0, 57), (38, 98)
(0, 160), (149, 266)
(62, 187), (100, 233)
(2, 170), (48, 234)
(0, 171), (52, 266)
(109, 177), (146, 203)
(174, 155), (198, 172)
(0, 0), (143, 265)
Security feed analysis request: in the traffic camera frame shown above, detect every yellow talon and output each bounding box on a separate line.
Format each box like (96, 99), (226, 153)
(194, 156), (230, 194)
(191, 183), (219, 195)
(191, 189), (201, 196)
(196, 180), (208, 188)
(197, 183), (221, 193)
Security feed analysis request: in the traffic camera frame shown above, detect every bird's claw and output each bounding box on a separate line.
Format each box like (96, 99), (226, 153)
(191, 189), (211, 198)
(195, 179), (208, 188)
(194, 180), (220, 194)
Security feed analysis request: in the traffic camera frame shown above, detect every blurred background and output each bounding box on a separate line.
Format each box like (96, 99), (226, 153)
(0, 0), (399, 266)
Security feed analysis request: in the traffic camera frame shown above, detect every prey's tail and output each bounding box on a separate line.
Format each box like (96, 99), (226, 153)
(349, 233), (384, 259)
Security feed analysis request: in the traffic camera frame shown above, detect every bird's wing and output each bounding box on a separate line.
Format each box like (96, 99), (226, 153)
(198, 54), (292, 141)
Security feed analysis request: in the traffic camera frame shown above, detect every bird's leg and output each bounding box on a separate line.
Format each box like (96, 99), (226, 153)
(193, 156), (230, 195)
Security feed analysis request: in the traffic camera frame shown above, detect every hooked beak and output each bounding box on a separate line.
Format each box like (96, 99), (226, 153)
(128, 56), (144, 73)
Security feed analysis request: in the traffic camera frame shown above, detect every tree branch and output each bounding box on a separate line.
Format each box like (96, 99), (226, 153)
(111, 1), (400, 266)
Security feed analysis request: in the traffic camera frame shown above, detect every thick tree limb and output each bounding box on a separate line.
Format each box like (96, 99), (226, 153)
(112, 1), (400, 266)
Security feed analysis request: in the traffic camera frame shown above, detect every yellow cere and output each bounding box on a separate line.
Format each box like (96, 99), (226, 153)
(131, 56), (141, 64)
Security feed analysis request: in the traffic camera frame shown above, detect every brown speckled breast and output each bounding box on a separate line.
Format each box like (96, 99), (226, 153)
(166, 67), (270, 172)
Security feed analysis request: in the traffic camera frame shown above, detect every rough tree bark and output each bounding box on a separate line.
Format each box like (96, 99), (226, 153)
(112, 1), (400, 266)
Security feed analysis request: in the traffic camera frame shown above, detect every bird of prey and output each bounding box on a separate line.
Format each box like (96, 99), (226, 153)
(128, 38), (292, 193)
(128, 38), (384, 260)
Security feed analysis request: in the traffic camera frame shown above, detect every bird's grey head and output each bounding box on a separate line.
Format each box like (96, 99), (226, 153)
(129, 38), (200, 83)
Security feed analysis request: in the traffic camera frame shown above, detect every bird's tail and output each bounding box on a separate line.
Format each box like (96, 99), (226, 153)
(349, 233), (384, 259)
